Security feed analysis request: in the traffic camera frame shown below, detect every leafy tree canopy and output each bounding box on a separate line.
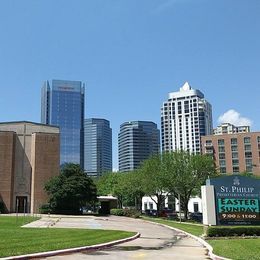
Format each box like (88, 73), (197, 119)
(44, 163), (97, 214)
(138, 151), (218, 218)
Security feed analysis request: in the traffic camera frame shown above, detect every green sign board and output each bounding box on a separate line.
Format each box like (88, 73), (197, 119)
(207, 176), (260, 225)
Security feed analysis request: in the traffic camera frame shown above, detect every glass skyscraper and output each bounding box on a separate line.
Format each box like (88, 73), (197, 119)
(41, 79), (85, 167)
(84, 118), (112, 177)
(118, 121), (160, 172)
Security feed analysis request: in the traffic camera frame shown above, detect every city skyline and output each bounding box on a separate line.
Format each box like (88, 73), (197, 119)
(0, 1), (259, 169)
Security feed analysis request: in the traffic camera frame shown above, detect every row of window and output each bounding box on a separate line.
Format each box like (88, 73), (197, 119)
(216, 136), (260, 146)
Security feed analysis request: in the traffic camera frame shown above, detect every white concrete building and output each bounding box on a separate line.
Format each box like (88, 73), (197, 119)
(142, 195), (202, 213)
(161, 82), (213, 153)
(213, 123), (250, 135)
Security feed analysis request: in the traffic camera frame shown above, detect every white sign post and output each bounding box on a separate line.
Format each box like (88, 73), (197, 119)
(201, 185), (216, 225)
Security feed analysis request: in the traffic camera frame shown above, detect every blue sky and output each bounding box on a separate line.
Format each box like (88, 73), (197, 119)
(0, 0), (259, 169)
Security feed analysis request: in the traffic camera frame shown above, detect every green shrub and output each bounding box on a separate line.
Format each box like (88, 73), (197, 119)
(110, 208), (140, 218)
(110, 209), (125, 216)
(207, 226), (260, 237)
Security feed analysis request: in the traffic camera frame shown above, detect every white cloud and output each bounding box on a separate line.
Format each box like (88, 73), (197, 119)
(218, 109), (252, 127)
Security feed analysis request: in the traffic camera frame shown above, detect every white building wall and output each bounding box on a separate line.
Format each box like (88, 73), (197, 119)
(161, 82), (213, 153)
(142, 195), (202, 213)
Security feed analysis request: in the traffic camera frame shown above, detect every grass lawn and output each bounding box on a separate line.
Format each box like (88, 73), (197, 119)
(0, 216), (135, 258)
(143, 217), (260, 260)
(142, 216), (204, 236)
(208, 239), (260, 260)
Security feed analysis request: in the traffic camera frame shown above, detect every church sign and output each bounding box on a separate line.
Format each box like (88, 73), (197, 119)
(206, 176), (260, 225)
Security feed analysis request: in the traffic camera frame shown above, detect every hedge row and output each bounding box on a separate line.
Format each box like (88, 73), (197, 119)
(110, 208), (140, 218)
(207, 226), (260, 237)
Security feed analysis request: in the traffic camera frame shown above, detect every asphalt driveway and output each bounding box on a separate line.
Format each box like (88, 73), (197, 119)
(26, 215), (208, 260)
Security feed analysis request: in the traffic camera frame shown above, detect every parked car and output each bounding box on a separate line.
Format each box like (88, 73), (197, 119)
(144, 209), (157, 216)
(189, 212), (203, 222)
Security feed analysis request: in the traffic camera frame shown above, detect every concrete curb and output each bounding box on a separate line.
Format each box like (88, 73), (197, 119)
(1, 232), (141, 260)
(144, 220), (231, 260)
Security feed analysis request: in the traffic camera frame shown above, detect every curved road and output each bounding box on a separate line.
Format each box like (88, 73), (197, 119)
(27, 215), (208, 260)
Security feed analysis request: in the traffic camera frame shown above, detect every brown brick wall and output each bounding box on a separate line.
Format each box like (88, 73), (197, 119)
(201, 132), (260, 176)
(0, 132), (15, 212)
(31, 133), (60, 213)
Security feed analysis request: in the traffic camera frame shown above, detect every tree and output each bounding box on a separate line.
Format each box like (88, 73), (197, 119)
(96, 172), (125, 208)
(44, 163), (97, 214)
(163, 151), (217, 220)
(96, 171), (145, 210)
(139, 154), (169, 216)
(124, 170), (145, 211)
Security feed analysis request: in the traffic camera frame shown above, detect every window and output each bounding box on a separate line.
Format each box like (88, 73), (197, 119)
(244, 145), (251, 151)
(184, 101), (189, 113)
(218, 139), (225, 146)
(246, 165), (253, 173)
(220, 167), (226, 173)
(178, 101), (182, 114)
(232, 152), (238, 158)
(244, 137), (251, 144)
(245, 159), (252, 168)
(219, 160), (226, 166)
(149, 203), (153, 210)
(219, 146), (225, 153)
(219, 153), (225, 160)
(231, 146), (238, 152)
(231, 138), (237, 145)
(233, 166), (240, 173)
(245, 151), (252, 158)
(232, 159), (239, 166)
(193, 203), (199, 213)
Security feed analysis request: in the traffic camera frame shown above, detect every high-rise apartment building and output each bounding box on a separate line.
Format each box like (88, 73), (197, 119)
(118, 121), (160, 172)
(84, 118), (112, 177)
(161, 82), (213, 153)
(201, 131), (260, 176)
(41, 79), (85, 167)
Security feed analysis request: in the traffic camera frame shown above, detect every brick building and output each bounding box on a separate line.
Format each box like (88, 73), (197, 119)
(201, 130), (260, 176)
(0, 121), (60, 213)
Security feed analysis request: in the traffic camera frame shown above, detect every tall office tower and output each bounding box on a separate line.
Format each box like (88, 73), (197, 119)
(41, 79), (85, 167)
(118, 121), (160, 172)
(84, 118), (112, 177)
(161, 82), (212, 153)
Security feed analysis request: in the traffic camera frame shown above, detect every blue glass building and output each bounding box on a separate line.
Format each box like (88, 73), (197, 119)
(118, 121), (160, 172)
(84, 118), (112, 177)
(41, 80), (85, 167)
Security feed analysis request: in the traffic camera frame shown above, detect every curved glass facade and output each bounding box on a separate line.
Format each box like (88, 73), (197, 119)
(84, 118), (112, 177)
(118, 121), (160, 172)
